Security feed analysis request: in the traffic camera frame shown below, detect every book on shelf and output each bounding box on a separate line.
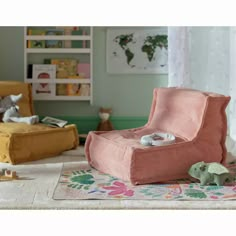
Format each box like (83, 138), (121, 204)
(32, 64), (56, 95)
(28, 29), (45, 48)
(27, 64), (33, 78)
(71, 29), (87, 48)
(56, 84), (67, 96)
(77, 63), (90, 78)
(67, 84), (80, 96)
(55, 27), (79, 48)
(67, 83), (90, 96)
(44, 58), (78, 78)
(45, 29), (64, 48)
(41, 116), (68, 128)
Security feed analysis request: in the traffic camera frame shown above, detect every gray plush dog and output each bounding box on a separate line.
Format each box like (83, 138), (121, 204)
(0, 94), (39, 125)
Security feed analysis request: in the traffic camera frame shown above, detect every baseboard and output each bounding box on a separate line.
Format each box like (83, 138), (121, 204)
(40, 116), (148, 134)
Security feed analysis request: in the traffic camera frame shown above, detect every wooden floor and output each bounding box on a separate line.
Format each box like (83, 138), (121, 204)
(1, 146), (236, 209)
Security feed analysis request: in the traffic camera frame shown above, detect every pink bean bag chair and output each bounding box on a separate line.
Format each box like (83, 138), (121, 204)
(85, 87), (230, 185)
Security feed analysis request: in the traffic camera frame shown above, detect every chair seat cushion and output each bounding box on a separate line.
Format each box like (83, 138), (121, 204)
(86, 129), (211, 185)
(96, 128), (185, 148)
(0, 123), (78, 164)
(86, 127), (225, 185)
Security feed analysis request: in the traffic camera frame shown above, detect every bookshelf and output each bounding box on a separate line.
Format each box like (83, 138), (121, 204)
(24, 26), (93, 104)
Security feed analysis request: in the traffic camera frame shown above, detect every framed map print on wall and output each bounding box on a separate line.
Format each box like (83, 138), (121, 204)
(106, 28), (168, 74)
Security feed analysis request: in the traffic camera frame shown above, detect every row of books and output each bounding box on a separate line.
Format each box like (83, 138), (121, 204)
(28, 60), (90, 79)
(33, 83), (91, 97)
(56, 83), (91, 96)
(27, 28), (89, 49)
(29, 62), (91, 96)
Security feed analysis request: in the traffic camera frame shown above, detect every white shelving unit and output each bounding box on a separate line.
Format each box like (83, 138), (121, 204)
(24, 27), (93, 104)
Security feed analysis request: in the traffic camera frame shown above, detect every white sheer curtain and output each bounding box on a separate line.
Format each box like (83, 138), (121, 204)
(168, 26), (236, 155)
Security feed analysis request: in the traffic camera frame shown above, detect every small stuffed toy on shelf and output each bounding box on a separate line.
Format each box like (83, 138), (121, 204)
(188, 161), (234, 186)
(96, 107), (114, 131)
(0, 93), (39, 125)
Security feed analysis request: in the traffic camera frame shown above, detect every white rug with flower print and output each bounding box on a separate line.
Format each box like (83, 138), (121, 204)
(53, 162), (236, 200)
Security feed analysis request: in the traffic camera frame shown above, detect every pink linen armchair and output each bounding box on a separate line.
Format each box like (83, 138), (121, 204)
(85, 87), (230, 185)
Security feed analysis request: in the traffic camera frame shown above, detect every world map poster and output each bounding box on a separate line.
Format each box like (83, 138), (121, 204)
(106, 28), (168, 74)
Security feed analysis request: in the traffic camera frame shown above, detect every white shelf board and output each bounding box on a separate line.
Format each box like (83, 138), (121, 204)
(26, 35), (91, 40)
(26, 78), (91, 83)
(34, 96), (91, 101)
(26, 48), (90, 53)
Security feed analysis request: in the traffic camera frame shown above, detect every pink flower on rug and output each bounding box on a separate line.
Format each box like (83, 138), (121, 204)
(102, 181), (134, 196)
(232, 186), (236, 192)
(210, 196), (218, 199)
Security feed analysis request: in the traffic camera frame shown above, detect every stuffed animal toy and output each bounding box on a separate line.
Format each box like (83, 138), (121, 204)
(96, 107), (114, 131)
(188, 161), (233, 186)
(0, 93), (39, 125)
(0, 94), (22, 113)
(140, 132), (176, 146)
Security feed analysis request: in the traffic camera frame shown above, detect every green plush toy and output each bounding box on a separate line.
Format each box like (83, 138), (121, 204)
(188, 161), (233, 186)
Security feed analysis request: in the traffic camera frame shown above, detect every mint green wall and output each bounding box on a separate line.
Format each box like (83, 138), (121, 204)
(0, 27), (168, 118)
(0, 27), (24, 81)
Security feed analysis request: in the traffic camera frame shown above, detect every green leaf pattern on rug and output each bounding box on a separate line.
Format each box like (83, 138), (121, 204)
(214, 192), (224, 196)
(139, 184), (182, 199)
(99, 172), (118, 186)
(206, 186), (223, 191)
(185, 189), (207, 199)
(54, 163), (236, 200)
(189, 183), (195, 189)
(67, 169), (95, 190)
(140, 187), (169, 198)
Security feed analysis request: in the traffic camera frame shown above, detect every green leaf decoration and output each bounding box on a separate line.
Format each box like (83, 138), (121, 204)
(71, 184), (77, 189)
(206, 186), (223, 191)
(76, 185), (82, 190)
(71, 174), (95, 185)
(141, 189), (149, 193)
(175, 196), (183, 199)
(214, 192), (224, 196)
(185, 189), (207, 199)
(189, 184), (194, 189)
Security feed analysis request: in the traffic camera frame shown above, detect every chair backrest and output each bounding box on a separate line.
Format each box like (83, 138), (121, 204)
(147, 87), (230, 142)
(0, 81), (34, 120)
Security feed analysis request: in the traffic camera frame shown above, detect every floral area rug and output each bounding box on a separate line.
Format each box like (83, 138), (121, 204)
(53, 162), (236, 200)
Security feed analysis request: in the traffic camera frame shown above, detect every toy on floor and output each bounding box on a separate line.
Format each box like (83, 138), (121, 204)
(0, 168), (18, 181)
(96, 107), (114, 131)
(0, 93), (39, 124)
(140, 132), (176, 146)
(188, 161), (233, 186)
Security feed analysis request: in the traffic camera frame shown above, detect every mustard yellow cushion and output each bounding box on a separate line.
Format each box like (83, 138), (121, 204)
(0, 81), (79, 164)
(0, 123), (78, 164)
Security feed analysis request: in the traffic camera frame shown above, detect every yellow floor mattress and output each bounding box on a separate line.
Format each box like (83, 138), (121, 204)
(0, 122), (78, 164)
